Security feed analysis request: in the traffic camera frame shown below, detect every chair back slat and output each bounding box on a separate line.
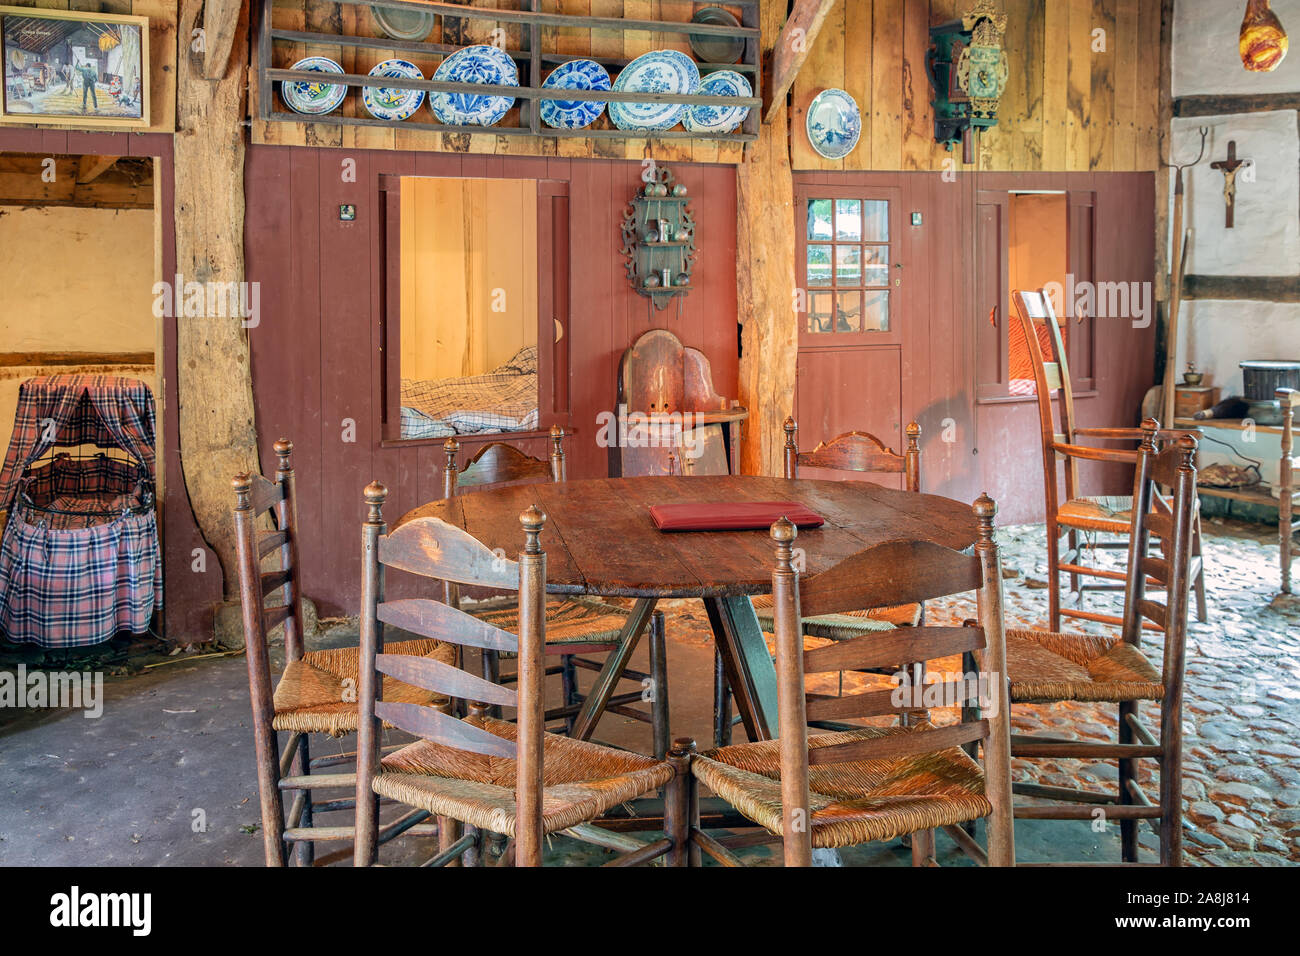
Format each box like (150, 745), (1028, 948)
(807, 719), (990, 767)
(783, 417), (920, 491)
(1137, 599), (1168, 632)
(1014, 288), (1081, 503)
(376, 598), (520, 652)
(447, 426), (565, 493)
(805, 679), (983, 722)
(376, 652), (518, 708)
(258, 530), (288, 559)
(261, 568), (292, 600)
(380, 516), (520, 589)
(376, 702), (517, 759)
(798, 540), (983, 618)
(263, 604), (291, 632)
(803, 625), (985, 675)
(248, 472), (285, 516)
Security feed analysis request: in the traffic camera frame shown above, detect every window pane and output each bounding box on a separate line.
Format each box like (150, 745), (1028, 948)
(835, 245), (861, 285)
(835, 200), (861, 240)
(807, 244), (832, 286)
(863, 245), (890, 286)
(836, 291), (862, 332)
(807, 199), (832, 240)
(808, 291), (834, 333)
(862, 200), (889, 241)
(861, 290), (890, 331)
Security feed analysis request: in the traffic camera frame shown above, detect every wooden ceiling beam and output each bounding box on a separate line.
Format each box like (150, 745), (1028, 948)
(203, 0), (245, 79)
(76, 154), (121, 184)
(0, 155), (152, 209)
(763, 0), (837, 123)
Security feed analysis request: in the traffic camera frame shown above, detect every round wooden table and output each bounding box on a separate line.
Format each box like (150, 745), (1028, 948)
(399, 475), (978, 743)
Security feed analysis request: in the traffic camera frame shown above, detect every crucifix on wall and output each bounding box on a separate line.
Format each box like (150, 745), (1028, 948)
(1210, 141), (1250, 228)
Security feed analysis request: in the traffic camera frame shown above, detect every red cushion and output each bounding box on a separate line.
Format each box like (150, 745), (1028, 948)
(649, 502), (825, 532)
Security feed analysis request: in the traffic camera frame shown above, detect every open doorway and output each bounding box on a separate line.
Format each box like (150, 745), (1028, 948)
(1007, 191), (1069, 397)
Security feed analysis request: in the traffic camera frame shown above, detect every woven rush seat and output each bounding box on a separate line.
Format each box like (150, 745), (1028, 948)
(272, 638), (456, 736)
(750, 593), (916, 639)
(468, 598), (630, 648)
(1005, 628), (1163, 703)
(692, 725), (993, 848)
(1056, 495), (1133, 534)
(372, 715), (674, 836)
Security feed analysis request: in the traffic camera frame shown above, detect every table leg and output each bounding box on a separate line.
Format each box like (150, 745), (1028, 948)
(569, 597), (657, 741)
(703, 596), (779, 742)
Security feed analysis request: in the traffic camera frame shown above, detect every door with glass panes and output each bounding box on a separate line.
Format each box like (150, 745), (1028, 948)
(794, 184), (904, 482)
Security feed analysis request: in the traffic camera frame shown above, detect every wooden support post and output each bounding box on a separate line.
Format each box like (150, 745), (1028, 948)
(764, 0), (837, 123)
(737, 0), (798, 477)
(175, 0), (262, 607)
(203, 0), (245, 80)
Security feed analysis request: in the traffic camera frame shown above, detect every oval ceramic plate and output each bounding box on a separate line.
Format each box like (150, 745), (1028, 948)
(430, 44), (518, 127)
(372, 6), (434, 42)
(610, 50), (700, 132)
(280, 56), (346, 116)
(806, 88), (862, 160)
(689, 7), (745, 64)
(683, 69), (751, 134)
(362, 59), (425, 121)
(540, 59), (611, 129)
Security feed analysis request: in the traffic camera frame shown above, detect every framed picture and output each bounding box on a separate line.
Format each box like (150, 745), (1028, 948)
(0, 6), (149, 128)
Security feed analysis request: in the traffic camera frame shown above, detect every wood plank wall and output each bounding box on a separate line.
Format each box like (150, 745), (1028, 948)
(244, 144), (738, 614)
(792, 0), (1163, 173)
(0, 0), (177, 135)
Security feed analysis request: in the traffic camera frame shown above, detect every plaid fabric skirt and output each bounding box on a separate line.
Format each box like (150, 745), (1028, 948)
(0, 504), (162, 647)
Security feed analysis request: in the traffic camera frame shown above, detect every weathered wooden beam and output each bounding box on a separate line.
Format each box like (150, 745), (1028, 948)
(0, 351), (155, 368)
(1174, 92), (1300, 117)
(0, 154), (152, 208)
(764, 0), (836, 123)
(203, 0), (246, 80)
(737, 0), (798, 476)
(176, 0), (261, 607)
(1182, 275), (1300, 302)
(76, 155), (121, 184)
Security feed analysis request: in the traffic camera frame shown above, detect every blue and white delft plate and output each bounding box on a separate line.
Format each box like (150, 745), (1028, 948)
(430, 44), (518, 127)
(683, 69), (751, 134)
(540, 59), (611, 130)
(362, 59), (425, 122)
(280, 56), (346, 116)
(806, 88), (861, 160)
(610, 50), (700, 132)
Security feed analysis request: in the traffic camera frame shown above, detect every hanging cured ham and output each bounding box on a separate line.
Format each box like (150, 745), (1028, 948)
(1240, 0), (1289, 72)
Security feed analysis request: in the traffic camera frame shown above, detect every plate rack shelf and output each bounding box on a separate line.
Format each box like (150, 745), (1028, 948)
(256, 0), (762, 144)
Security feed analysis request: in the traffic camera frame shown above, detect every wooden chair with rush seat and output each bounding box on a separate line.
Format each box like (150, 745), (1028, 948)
(353, 486), (682, 867)
(1013, 288), (1207, 631)
(232, 439), (452, 866)
(443, 427), (670, 756)
(992, 421), (1199, 865)
(678, 496), (1014, 867)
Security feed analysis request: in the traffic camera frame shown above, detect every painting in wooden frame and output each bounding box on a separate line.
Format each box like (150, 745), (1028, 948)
(0, 6), (149, 129)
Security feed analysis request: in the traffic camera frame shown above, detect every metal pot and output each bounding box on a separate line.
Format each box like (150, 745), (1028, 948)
(1240, 360), (1300, 401)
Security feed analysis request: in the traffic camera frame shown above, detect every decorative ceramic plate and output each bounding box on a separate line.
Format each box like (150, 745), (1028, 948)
(806, 88), (862, 159)
(372, 5), (435, 42)
(609, 50), (700, 132)
(430, 44), (518, 127)
(280, 56), (346, 116)
(683, 69), (751, 134)
(362, 59), (425, 122)
(540, 59), (612, 129)
(689, 7), (745, 64)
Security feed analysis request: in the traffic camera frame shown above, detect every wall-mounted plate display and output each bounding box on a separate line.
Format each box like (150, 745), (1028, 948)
(362, 59), (425, 121)
(372, 5), (435, 42)
(683, 69), (750, 134)
(689, 7), (745, 64)
(540, 59), (611, 130)
(806, 88), (862, 160)
(280, 56), (347, 115)
(609, 50), (700, 132)
(429, 44), (518, 127)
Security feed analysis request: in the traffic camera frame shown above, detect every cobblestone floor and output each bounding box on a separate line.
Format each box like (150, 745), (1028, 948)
(660, 516), (1299, 866)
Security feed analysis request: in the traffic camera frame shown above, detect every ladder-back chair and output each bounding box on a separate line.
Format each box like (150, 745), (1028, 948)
(1013, 289), (1207, 630)
(443, 428), (669, 754)
(683, 496), (1014, 867)
(232, 440), (453, 866)
(998, 422), (1198, 865)
(353, 485), (681, 867)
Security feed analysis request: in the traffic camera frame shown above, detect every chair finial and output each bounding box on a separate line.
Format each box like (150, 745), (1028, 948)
(973, 493), (997, 546)
(905, 421), (921, 441)
(364, 481), (388, 524)
(771, 517), (798, 570)
(520, 504), (546, 554)
(783, 417), (797, 442)
(1139, 417), (1160, 452)
(232, 473), (252, 510)
(274, 437), (293, 459)
(1175, 432), (1198, 469)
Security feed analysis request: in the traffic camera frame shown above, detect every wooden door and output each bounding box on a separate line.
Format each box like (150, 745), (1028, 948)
(794, 184), (905, 480)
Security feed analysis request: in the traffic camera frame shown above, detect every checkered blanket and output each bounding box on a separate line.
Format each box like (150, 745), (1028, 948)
(400, 346), (539, 439)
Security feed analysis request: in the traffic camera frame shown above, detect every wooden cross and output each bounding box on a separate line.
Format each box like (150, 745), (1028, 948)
(1210, 141), (1249, 228)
